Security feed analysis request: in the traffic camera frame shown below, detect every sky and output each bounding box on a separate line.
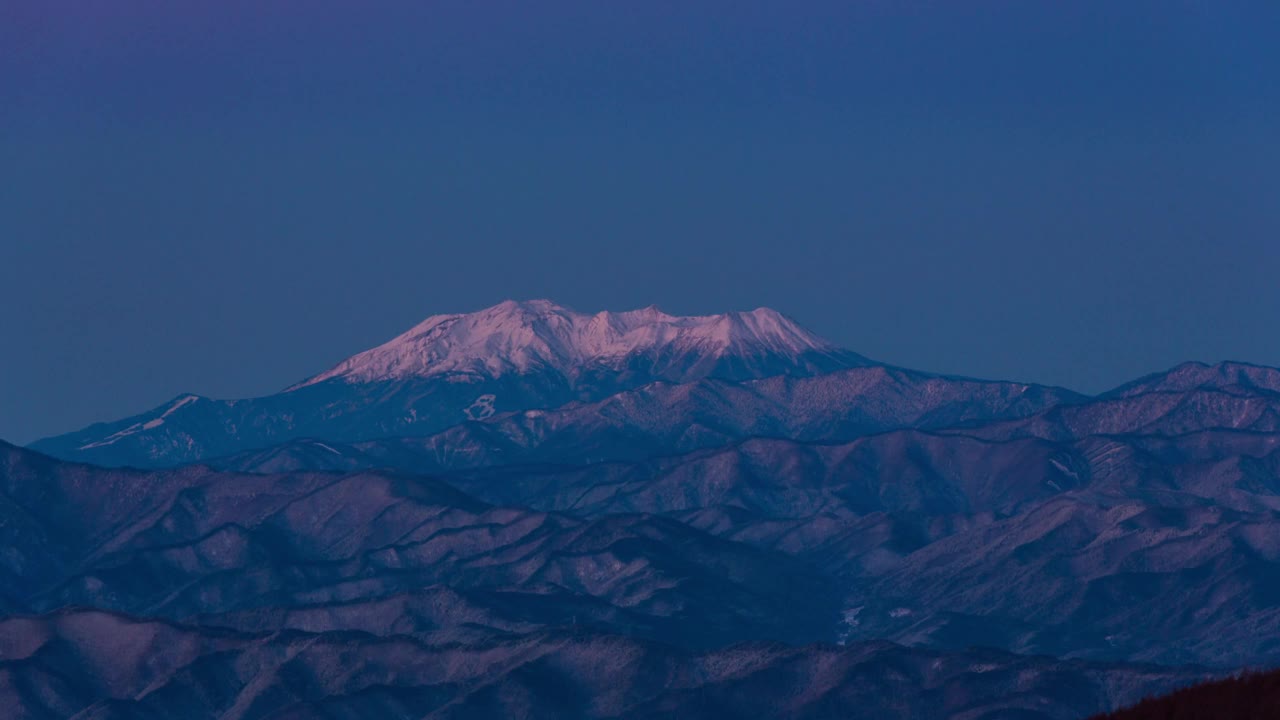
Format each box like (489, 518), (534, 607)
(2, 1), (1278, 444)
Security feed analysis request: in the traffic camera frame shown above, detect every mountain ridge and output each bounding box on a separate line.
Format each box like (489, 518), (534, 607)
(29, 298), (1279, 473)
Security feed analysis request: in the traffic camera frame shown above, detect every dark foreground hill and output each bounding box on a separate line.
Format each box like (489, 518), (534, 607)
(1089, 668), (1280, 720)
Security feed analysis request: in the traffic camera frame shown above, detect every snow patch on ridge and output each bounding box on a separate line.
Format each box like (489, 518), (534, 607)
(79, 395), (200, 450)
(1050, 458), (1080, 480)
(464, 394), (497, 420)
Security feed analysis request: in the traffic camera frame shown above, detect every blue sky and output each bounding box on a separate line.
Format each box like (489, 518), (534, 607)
(2, 1), (1278, 443)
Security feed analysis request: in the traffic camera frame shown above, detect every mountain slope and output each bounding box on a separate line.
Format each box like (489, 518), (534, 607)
(0, 610), (1207, 720)
(0, 440), (840, 649)
(1102, 361), (1280, 399)
(212, 366), (1087, 475)
(211, 422), (1280, 667)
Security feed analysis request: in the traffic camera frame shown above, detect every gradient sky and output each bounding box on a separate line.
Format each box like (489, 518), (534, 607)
(2, 1), (1279, 444)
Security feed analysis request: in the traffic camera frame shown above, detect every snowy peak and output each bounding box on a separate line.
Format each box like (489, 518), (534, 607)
(292, 300), (865, 389)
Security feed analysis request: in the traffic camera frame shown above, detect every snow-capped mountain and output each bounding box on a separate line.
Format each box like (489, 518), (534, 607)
(290, 299), (867, 388)
(31, 300), (870, 467)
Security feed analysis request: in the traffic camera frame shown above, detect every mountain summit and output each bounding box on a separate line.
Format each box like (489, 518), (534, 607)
(32, 300), (869, 467)
(291, 299), (866, 389)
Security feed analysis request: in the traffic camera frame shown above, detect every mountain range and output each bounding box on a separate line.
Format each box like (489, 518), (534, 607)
(11, 299), (1280, 718)
(0, 438), (1221, 720)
